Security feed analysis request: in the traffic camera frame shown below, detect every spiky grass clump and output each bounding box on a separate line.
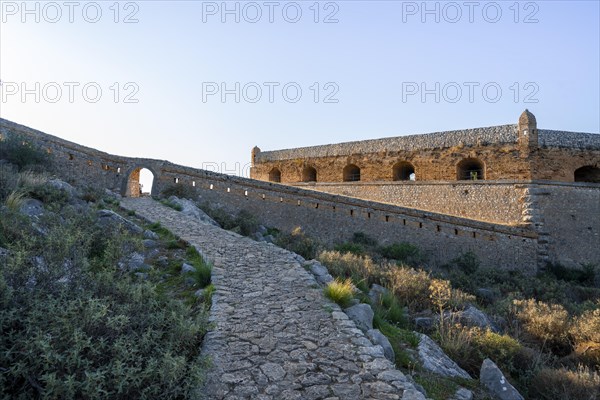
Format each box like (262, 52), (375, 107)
(324, 278), (355, 308)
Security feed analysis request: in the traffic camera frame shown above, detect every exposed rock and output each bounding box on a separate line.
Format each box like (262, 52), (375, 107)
(143, 239), (159, 248)
(47, 179), (78, 198)
(143, 229), (159, 240)
(367, 329), (395, 362)
(96, 209), (143, 234)
(344, 303), (374, 332)
(0, 247), (9, 260)
(451, 387), (473, 400)
(368, 284), (389, 305)
(104, 188), (122, 200)
(167, 196), (219, 227)
(263, 234), (275, 243)
(194, 288), (205, 298)
(19, 198), (44, 218)
(416, 333), (472, 380)
(181, 263), (196, 273)
(119, 252), (146, 272)
(480, 358), (524, 400)
(453, 305), (499, 333)
(414, 317), (435, 331)
(146, 248), (161, 259)
(257, 225), (268, 235)
(402, 388), (427, 400)
(306, 260), (334, 285)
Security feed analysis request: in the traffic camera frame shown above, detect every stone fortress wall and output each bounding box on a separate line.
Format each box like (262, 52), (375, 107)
(1, 116), (598, 271)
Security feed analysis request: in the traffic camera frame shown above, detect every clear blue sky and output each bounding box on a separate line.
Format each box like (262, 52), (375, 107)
(1, 1), (599, 182)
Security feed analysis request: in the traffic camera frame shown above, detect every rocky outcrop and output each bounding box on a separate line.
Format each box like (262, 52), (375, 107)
(416, 333), (472, 380)
(344, 303), (374, 332)
(96, 209), (143, 234)
(167, 196), (219, 227)
(480, 359), (524, 400)
(367, 329), (395, 363)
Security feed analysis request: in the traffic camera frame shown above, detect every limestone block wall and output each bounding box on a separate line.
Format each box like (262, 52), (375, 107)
(291, 181), (529, 225)
(528, 183), (600, 268)
(4, 117), (598, 272)
(155, 165), (538, 272)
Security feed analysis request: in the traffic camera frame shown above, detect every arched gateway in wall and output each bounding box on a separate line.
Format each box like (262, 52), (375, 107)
(123, 166), (157, 197)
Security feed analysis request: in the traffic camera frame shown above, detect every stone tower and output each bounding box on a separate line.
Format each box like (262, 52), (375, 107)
(251, 146), (261, 167)
(518, 109), (538, 154)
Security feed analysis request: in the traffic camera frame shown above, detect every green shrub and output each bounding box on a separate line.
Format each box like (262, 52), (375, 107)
(374, 318), (419, 369)
(546, 262), (597, 287)
(160, 198), (183, 211)
(449, 251), (480, 274)
(351, 232), (378, 246)
(324, 278), (355, 308)
(383, 266), (431, 311)
(379, 242), (425, 266)
(334, 242), (365, 255)
(275, 227), (318, 260)
(235, 210), (258, 236)
(0, 207), (208, 399)
(0, 134), (51, 171)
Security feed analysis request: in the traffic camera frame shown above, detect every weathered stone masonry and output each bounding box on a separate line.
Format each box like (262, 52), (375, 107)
(1, 117), (597, 271)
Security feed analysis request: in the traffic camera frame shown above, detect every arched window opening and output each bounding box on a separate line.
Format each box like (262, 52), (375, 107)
(302, 166), (317, 182)
(457, 158), (485, 181)
(269, 168), (281, 183)
(574, 166), (600, 183)
(393, 162), (416, 181)
(126, 167), (154, 197)
(343, 164), (361, 182)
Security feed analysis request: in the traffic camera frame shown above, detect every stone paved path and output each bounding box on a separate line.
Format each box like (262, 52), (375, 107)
(121, 198), (417, 400)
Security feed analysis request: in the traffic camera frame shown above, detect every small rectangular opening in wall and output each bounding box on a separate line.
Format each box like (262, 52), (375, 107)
(192, 181), (196, 187)
(262, 194), (265, 200)
(454, 229), (459, 235)
(227, 187), (230, 193)
(174, 177), (179, 184)
(403, 219), (406, 226)
(385, 215), (389, 222)
(332, 206), (336, 211)
(209, 184), (214, 190)
(117, 167), (121, 173)
(297, 200), (301, 206)
(367, 212), (371, 219)
(315, 203), (319, 209)
(419, 222), (423, 228)
(279, 197), (283, 202)
(472, 232), (477, 238)
(68, 154), (74, 160)
(102, 164), (109, 171)
(350, 210), (354, 216)
(437, 225), (441, 232)
(46, 148), (52, 154)
(245, 190), (248, 196)
(87, 160), (93, 166)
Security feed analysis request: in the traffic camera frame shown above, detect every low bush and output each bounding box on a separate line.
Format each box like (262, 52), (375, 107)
(351, 232), (378, 246)
(235, 210), (258, 236)
(333, 242), (365, 255)
(530, 365), (600, 400)
(379, 242), (426, 266)
(186, 246), (212, 288)
(323, 278), (355, 308)
(448, 251), (480, 274)
(275, 227), (318, 260)
(512, 299), (571, 352)
(0, 205), (208, 399)
(318, 250), (379, 286)
(0, 134), (51, 171)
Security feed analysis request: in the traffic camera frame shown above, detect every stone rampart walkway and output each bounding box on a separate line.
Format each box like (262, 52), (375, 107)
(121, 198), (417, 400)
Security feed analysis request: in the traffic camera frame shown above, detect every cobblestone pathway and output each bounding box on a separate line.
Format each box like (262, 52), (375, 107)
(121, 198), (418, 400)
